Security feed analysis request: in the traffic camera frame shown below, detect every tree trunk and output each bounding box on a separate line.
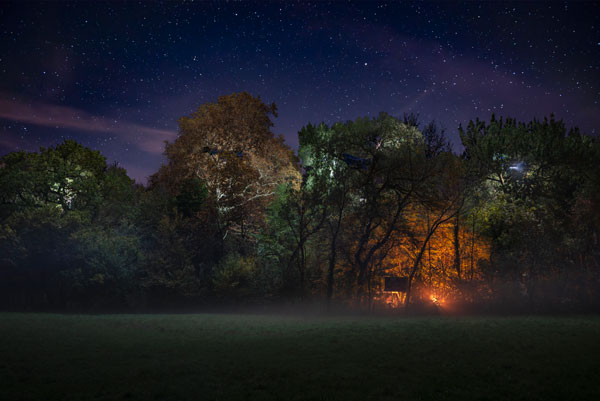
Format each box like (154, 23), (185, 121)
(367, 266), (373, 312)
(326, 209), (344, 306)
(405, 252), (423, 307)
(404, 215), (452, 307)
(470, 213), (475, 281)
(453, 214), (461, 280)
(299, 239), (306, 300)
(326, 232), (338, 305)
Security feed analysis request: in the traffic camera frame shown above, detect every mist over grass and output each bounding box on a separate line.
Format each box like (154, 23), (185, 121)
(1, 313), (599, 400)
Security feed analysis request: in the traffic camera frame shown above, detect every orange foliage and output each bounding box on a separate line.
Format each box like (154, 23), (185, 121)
(380, 211), (490, 306)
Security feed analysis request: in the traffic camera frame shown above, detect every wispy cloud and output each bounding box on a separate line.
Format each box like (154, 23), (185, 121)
(0, 93), (177, 154)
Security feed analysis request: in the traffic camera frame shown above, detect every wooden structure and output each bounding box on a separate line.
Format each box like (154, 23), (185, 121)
(384, 277), (407, 292)
(383, 276), (408, 307)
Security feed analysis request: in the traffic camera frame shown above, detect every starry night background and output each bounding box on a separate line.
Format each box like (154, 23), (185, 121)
(1, 1), (598, 183)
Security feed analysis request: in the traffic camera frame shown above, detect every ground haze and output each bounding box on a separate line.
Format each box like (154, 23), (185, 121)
(1, 313), (599, 400)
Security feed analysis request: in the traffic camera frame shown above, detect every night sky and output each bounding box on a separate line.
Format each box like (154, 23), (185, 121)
(1, 1), (598, 183)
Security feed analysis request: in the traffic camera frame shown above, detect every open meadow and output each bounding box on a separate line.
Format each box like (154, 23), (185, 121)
(1, 313), (599, 401)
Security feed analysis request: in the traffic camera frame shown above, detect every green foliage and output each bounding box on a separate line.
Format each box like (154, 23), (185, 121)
(1, 205), (87, 270)
(66, 225), (142, 307)
(0, 140), (107, 216)
(461, 115), (598, 308)
(460, 114), (590, 201)
(134, 178), (223, 304)
(298, 113), (455, 305)
(96, 164), (137, 224)
(175, 177), (208, 217)
(1, 110), (599, 312)
(212, 253), (262, 301)
(0, 141), (141, 309)
(136, 204), (210, 301)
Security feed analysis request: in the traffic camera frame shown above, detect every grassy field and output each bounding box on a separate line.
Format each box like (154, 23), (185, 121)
(1, 313), (599, 401)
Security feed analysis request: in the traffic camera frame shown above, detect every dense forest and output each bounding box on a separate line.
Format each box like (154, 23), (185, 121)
(1, 92), (599, 312)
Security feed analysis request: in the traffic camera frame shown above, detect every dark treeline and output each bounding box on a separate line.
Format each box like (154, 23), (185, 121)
(1, 92), (599, 313)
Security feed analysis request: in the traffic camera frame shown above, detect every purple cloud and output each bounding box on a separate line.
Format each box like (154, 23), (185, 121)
(0, 93), (177, 155)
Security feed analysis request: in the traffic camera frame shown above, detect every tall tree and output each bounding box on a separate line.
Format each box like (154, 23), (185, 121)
(402, 152), (464, 306)
(298, 123), (353, 304)
(153, 92), (300, 248)
(0, 140), (141, 309)
(300, 113), (440, 307)
(460, 115), (593, 309)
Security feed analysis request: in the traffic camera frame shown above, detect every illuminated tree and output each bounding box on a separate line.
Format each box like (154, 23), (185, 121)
(153, 92), (300, 245)
(460, 115), (594, 309)
(299, 113), (446, 307)
(0, 140), (106, 216)
(298, 122), (354, 303)
(400, 152), (465, 305)
(0, 141), (141, 309)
